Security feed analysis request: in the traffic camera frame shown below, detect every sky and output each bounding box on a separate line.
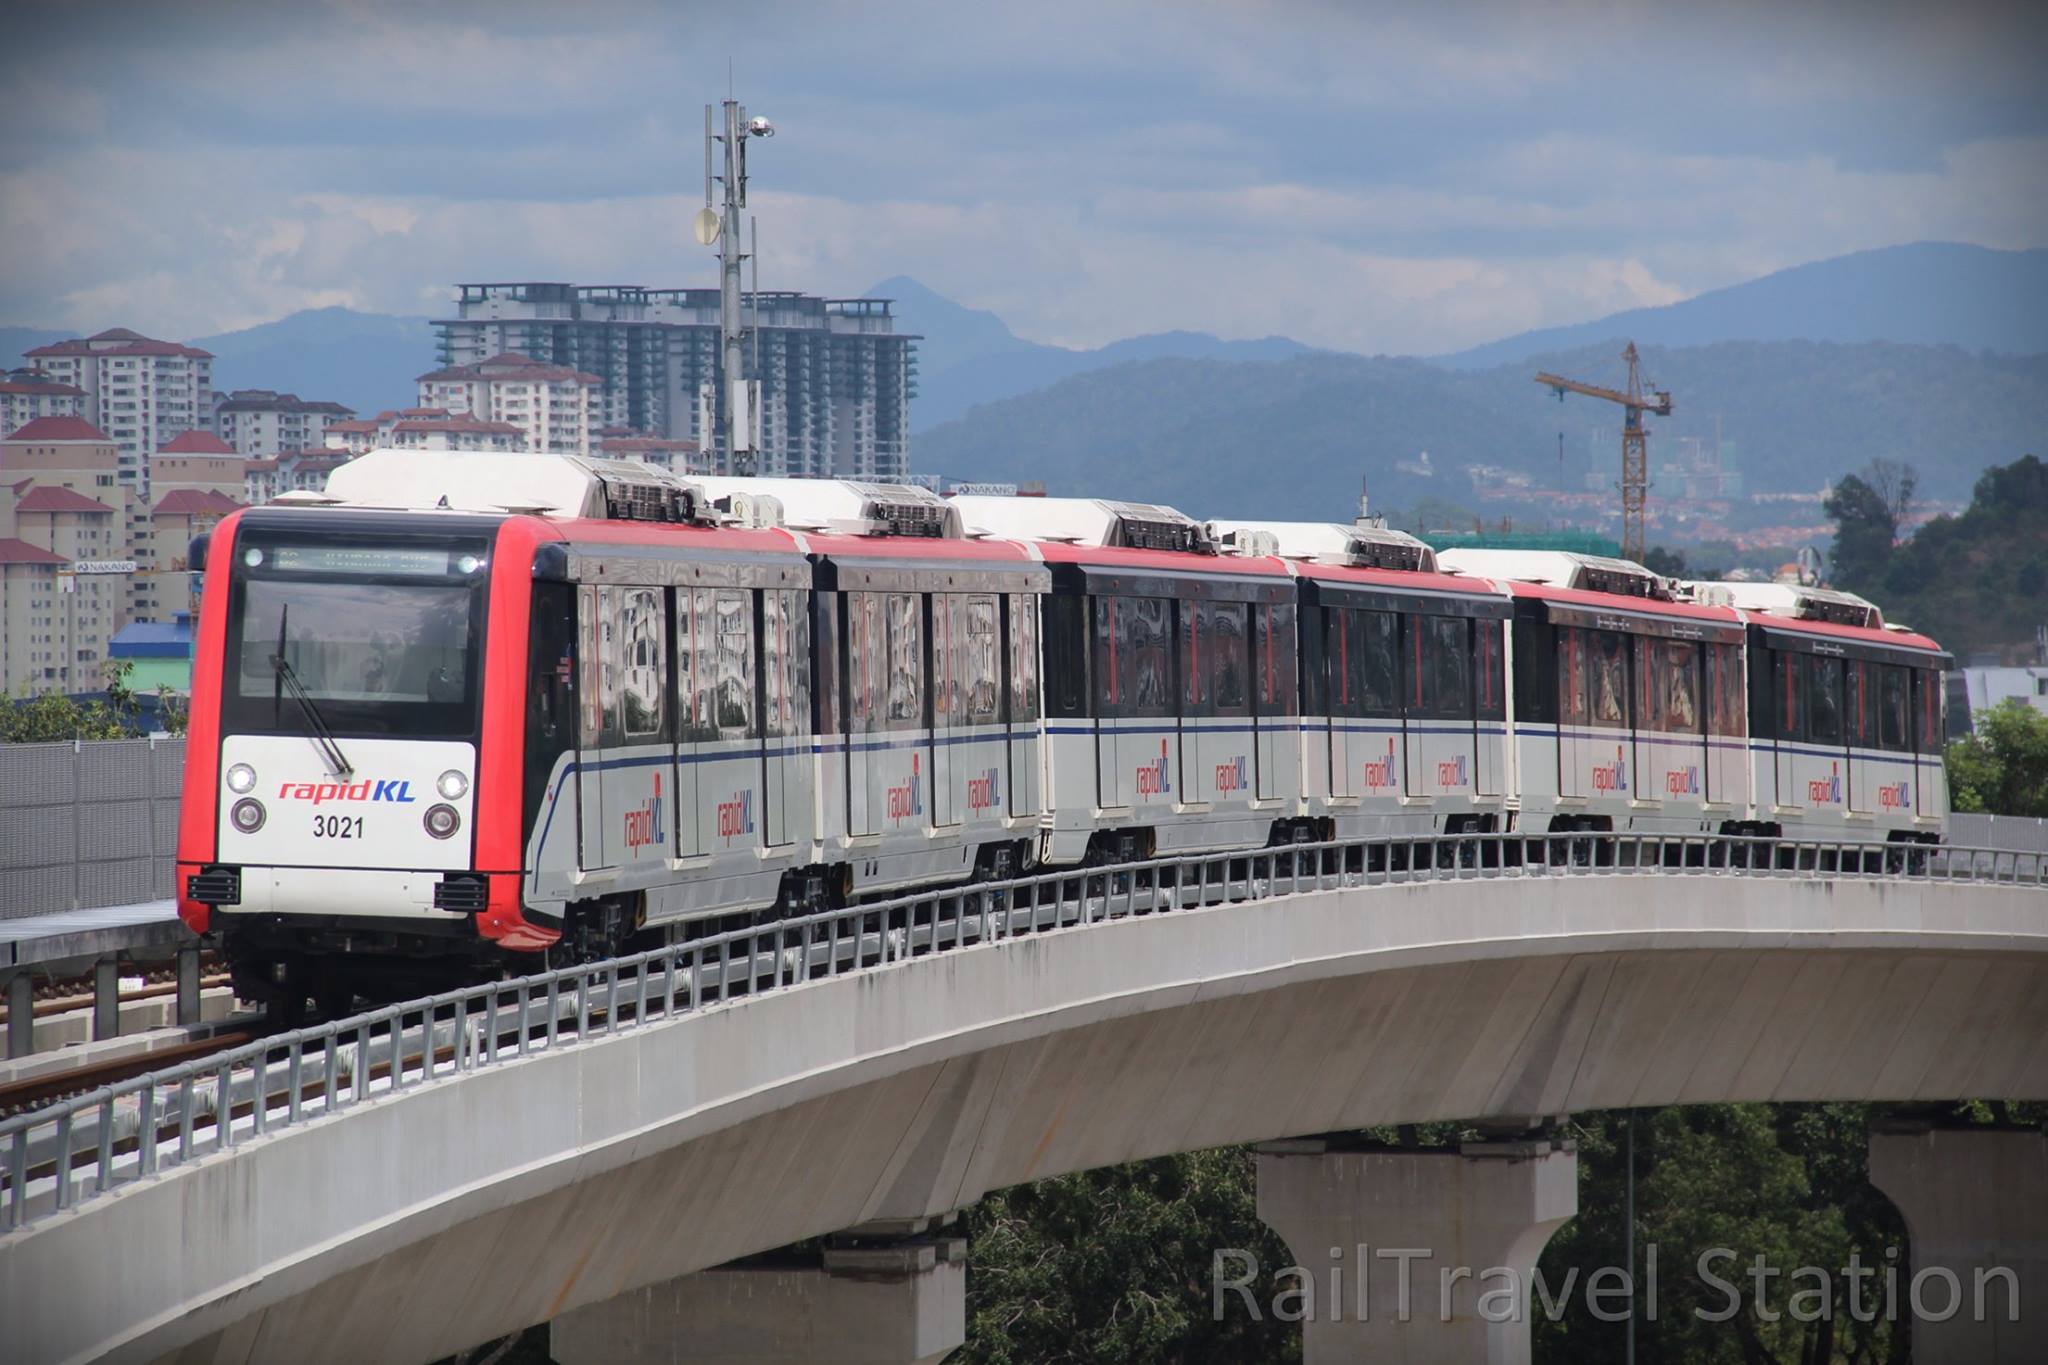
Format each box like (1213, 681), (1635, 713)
(2, 0), (2044, 354)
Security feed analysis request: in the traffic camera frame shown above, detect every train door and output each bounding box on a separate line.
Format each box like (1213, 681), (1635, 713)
(1557, 627), (1586, 800)
(1844, 661), (1874, 815)
(1475, 619), (1505, 797)
(1402, 614), (1424, 791)
(672, 590), (704, 858)
(1253, 603), (1295, 801)
(1913, 669), (1940, 817)
(930, 594), (960, 827)
(1005, 593), (1042, 819)
(760, 589), (800, 846)
(846, 592), (881, 836)
(574, 585), (613, 871)
(1326, 609), (1357, 799)
(605, 587), (670, 870)
(1773, 651), (1803, 811)
(1095, 596), (1127, 808)
(1631, 636), (1658, 808)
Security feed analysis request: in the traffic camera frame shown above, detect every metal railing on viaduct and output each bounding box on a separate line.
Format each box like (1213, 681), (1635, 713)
(2, 832), (2046, 1364)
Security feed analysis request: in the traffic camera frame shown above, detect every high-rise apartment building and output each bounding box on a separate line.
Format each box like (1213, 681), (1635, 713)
(212, 389), (355, 454)
(1, 368), (86, 435)
(434, 284), (918, 479)
(0, 415), (133, 691)
(415, 352), (599, 456)
(22, 329), (213, 498)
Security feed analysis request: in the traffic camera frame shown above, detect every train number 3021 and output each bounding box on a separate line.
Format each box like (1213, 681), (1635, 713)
(313, 815), (364, 839)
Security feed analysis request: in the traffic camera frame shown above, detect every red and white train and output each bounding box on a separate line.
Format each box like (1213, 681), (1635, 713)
(173, 451), (1950, 1013)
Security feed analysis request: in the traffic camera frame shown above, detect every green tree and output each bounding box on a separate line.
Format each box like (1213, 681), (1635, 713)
(960, 1148), (1297, 1365)
(1641, 546), (1689, 577)
(1822, 460), (1915, 592)
(1946, 700), (2048, 816)
(0, 660), (147, 742)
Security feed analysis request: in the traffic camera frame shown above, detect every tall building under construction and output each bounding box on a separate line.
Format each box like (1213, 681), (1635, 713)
(434, 284), (918, 479)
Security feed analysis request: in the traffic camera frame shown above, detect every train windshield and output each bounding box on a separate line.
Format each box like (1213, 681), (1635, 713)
(224, 536), (491, 738)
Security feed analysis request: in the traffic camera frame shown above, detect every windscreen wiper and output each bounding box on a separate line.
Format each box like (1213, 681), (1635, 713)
(271, 604), (353, 780)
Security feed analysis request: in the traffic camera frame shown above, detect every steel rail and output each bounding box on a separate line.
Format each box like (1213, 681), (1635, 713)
(2, 831), (2041, 1232)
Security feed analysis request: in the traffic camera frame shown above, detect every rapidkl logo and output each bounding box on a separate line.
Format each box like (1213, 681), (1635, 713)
(886, 754), (925, 823)
(1877, 780), (1911, 810)
(1665, 766), (1701, 797)
(277, 779), (416, 805)
(1437, 754), (1468, 788)
(716, 790), (754, 842)
(1807, 762), (1843, 806)
(1215, 756), (1249, 794)
(967, 766), (1002, 813)
(1135, 740), (1173, 798)
(1592, 747), (1629, 794)
(624, 774), (667, 853)
(1362, 738), (1398, 791)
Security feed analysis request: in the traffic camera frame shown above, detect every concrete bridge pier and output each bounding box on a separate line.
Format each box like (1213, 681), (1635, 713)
(550, 1220), (967, 1365)
(1255, 1135), (1578, 1365)
(1868, 1122), (2048, 1364)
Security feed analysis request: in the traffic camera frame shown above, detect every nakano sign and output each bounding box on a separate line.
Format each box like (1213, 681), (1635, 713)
(67, 560), (138, 575)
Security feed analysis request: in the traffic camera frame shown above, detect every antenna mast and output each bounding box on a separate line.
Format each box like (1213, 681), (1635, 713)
(701, 97), (773, 475)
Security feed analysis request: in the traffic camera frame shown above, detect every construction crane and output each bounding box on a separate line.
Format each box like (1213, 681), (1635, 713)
(1535, 342), (1672, 562)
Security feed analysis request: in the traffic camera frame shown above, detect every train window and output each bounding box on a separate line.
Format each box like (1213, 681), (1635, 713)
(1008, 593), (1040, 722)
(618, 588), (665, 739)
(1914, 669), (1942, 753)
(1475, 620), (1505, 723)
(1042, 593), (1087, 719)
(1845, 661), (1875, 748)
(1558, 627), (1589, 727)
(761, 590), (808, 740)
(1320, 608), (1348, 715)
(1807, 655), (1843, 744)
(1706, 643), (1743, 737)
(1773, 651), (1803, 740)
(848, 591), (883, 733)
(1878, 665), (1908, 751)
(885, 592), (924, 729)
(1589, 630), (1629, 727)
(1096, 596), (1122, 714)
(1256, 603), (1299, 716)
(1208, 601), (1250, 716)
(1640, 638), (1699, 735)
(1425, 622), (1474, 724)
(1360, 610), (1398, 717)
(713, 590), (755, 739)
(931, 594), (962, 725)
(524, 582), (576, 821)
(813, 592), (840, 735)
(966, 596), (1001, 723)
(577, 585), (604, 746)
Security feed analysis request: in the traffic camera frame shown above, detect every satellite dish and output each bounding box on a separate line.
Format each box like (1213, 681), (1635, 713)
(693, 207), (721, 246)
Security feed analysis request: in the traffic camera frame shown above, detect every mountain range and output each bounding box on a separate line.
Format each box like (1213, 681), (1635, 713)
(2, 243), (2040, 502)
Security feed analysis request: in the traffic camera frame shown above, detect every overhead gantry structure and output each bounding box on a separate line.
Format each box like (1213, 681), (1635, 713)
(1536, 341), (1673, 561)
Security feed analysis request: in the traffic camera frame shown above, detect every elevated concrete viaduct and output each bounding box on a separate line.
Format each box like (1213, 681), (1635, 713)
(3, 871), (2045, 1364)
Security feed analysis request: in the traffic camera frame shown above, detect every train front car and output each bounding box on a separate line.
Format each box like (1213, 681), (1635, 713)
(1693, 581), (1950, 850)
(176, 499), (507, 1014)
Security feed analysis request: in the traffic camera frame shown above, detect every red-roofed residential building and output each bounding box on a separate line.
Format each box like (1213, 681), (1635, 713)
(597, 429), (708, 475)
(154, 432), (247, 517)
(320, 407), (523, 456)
(211, 389), (356, 455)
(1, 368), (86, 435)
(22, 329), (213, 498)
(245, 450), (349, 504)
(416, 351), (597, 456)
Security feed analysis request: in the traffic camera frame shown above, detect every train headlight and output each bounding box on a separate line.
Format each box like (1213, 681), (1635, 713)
(230, 798), (266, 833)
(436, 769), (469, 800)
(424, 804), (462, 840)
(225, 762), (258, 794)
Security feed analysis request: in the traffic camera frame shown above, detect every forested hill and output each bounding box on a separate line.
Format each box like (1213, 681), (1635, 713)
(912, 340), (2048, 521)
